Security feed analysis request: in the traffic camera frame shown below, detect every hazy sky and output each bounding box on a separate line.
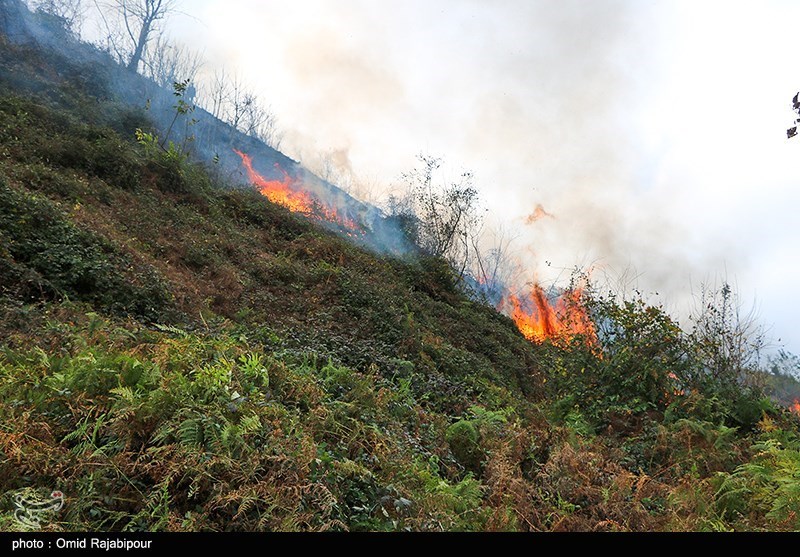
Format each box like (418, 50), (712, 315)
(159, 0), (800, 354)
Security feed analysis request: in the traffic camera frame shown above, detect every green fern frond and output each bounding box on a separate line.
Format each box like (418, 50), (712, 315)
(110, 386), (136, 403)
(178, 418), (203, 447)
(154, 323), (190, 338)
(239, 414), (261, 436)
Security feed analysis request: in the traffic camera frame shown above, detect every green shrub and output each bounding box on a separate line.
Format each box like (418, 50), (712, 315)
(54, 127), (141, 190)
(446, 419), (482, 473)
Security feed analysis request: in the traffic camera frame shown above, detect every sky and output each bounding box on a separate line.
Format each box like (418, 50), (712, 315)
(155, 0), (800, 354)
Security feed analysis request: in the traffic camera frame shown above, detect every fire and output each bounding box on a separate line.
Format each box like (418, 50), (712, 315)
(503, 284), (597, 346)
(790, 399), (800, 415)
(234, 149), (359, 231)
(234, 149), (315, 214)
(524, 204), (554, 225)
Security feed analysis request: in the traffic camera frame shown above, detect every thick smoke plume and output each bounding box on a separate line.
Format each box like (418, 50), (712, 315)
(189, 0), (738, 304)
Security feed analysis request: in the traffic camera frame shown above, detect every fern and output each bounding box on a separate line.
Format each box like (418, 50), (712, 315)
(234, 496), (258, 522)
(239, 352), (270, 391)
(110, 386), (136, 404)
(178, 418), (204, 447)
(715, 433), (800, 529)
(150, 421), (176, 447)
(126, 480), (173, 532)
(153, 323), (190, 338)
(62, 415), (95, 456)
(239, 414), (261, 436)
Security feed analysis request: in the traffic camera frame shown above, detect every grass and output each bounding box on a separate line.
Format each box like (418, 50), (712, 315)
(0, 22), (799, 532)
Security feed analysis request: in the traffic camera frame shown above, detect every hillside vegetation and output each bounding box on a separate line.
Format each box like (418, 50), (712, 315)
(1, 18), (800, 532)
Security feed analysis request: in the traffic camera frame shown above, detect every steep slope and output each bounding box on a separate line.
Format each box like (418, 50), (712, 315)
(2, 6), (800, 533)
(0, 0), (394, 246)
(0, 28), (547, 531)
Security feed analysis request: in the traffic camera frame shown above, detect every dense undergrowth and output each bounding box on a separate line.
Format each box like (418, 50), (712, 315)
(1, 29), (800, 532)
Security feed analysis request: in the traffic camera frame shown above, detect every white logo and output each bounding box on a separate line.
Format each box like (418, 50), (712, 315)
(12, 489), (65, 528)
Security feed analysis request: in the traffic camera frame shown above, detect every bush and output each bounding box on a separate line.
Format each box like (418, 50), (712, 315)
(542, 288), (774, 433)
(53, 126), (142, 190)
(446, 420), (482, 473)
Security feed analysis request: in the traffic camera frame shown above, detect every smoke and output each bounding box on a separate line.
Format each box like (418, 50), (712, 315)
(224, 0), (721, 298)
(8, 0), (798, 350)
(168, 1), (797, 346)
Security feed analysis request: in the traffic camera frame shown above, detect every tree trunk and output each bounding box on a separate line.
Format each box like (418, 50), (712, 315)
(126, 19), (151, 72)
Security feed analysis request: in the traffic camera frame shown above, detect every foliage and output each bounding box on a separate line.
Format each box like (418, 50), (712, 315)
(788, 92), (800, 139)
(763, 351), (800, 409)
(389, 154), (483, 280)
(540, 291), (687, 430)
(134, 79), (199, 193)
(0, 178), (172, 320)
(713, 423), (800, 530)
(446, 420), (482, 473)
(158, 78), (197, 152)
(538, 286), (772, 435)
(1, 23), (799, 532)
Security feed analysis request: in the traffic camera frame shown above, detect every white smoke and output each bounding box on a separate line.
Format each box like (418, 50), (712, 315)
(166, 0), (800, 352)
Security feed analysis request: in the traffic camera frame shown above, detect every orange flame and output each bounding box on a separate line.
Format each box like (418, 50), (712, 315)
(790, 399), (800, 415)
(504, 284), (597, 346)
(234, 149), (315, 214)
(234, 149), (359, 231)
(524, 204), (554, 225)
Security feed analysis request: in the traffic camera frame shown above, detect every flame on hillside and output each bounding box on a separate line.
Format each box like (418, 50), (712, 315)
(790, 399), (800, 415)
(237, 147), (592, 346)
(524, 204), (554, 225)
(500, 284), (597, 346)
(234, 149), (359, 231)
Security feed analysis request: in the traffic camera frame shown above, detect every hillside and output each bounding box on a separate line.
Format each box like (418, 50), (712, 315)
(2, 4), (800, 532)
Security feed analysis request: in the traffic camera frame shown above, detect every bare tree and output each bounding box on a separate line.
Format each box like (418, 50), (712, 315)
(195, 70), (283, 149)
(470, 225), (524, 301)
(240, 95), (282, 149)
(396, 154), (485, 280)
(404, 155), (481, 256)
(143, 34), (202, 88)
(308, 149), (357, 193)
(220, 72), (250, 131)
(304, 149), (384, 204)
(198, 66), (231, 121)
(347, 173), (382, 205)
(688, 280), (768, 389)
(305, 150), (344, 190)
(92, 0), (179, 72)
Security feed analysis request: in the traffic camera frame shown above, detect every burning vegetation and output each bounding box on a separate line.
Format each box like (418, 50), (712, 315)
(234, 149), (360, 232)
(237, 144), (595, 348)
(7, 1), (800, 533)
(496, 283), (597, 346)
